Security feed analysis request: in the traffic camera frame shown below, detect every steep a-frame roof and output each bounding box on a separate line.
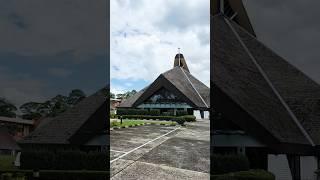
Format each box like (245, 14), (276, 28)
(118, 56), (210, 109)
(19, 89), (107, 145)
(213, 14), (320, 146)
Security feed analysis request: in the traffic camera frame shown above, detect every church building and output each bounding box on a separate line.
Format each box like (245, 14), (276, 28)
(118, 53), (210, 118)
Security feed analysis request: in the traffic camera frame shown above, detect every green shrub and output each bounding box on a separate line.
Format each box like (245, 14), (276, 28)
(176, 110), (188, 116)
(162, 111), (174, 116)
(111, 121), (118, 127)
(212, 170), (275, 180)
(175, 117), (185, 125)
(149, 109), (160, 116)
(20, 150), (106, 171)
(212, 154), (250, 174)
(110, 113), (117, 119)
(0, 170), (108, 180)
(183, 115), (196, 122)
(117, 109), (148, 116)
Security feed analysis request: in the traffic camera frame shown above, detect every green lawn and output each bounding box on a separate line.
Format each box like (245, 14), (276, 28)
(0, 155), (15, 170)
(110, 120), (176, 128)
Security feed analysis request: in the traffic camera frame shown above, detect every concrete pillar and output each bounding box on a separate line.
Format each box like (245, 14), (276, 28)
(174, 108), (177, 116)
(200, 110), (204, 119)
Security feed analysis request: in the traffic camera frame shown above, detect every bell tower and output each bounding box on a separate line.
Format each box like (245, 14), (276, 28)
(212, 0), (256, 36)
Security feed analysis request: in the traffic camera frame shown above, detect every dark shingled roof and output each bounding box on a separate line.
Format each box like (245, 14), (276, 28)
(19, 89), (107, 145)
(213, 14), (320, 145)
(117, 87), (148, 108)
(119, 64), (210, 109)
(0, 127), (20, 150)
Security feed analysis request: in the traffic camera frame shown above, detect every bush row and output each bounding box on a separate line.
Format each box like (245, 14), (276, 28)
(0, 170), (108, 180)
(117, 108), (190, 116)
(20, 150), (107, 171)
(117, 109), (153, 115)
(120, 115), (196, 122)
(212, 169), (275, 180)
(110, 112), (117, 119)
(212, 154), (250, 174)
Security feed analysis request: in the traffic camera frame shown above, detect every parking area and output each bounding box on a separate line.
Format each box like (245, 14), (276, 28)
(110, 119), (210, 180)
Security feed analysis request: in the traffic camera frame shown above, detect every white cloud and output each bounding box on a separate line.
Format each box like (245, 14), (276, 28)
(110, 84), (127, 95)
(0, 0), (107, 60)
(111, 0), (210, 87)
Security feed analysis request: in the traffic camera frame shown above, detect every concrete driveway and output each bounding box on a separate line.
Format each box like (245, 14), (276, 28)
(110, 119), (210, 180)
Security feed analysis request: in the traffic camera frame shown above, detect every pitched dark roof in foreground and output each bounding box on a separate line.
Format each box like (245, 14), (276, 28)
(0, 127), (20, 150)
(213, 14), (320, 146)
(19, 89), (107, 145)
(119, 66), (210, 109)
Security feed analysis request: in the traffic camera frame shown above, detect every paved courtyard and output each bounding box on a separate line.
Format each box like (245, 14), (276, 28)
(110, 119), (210, 180)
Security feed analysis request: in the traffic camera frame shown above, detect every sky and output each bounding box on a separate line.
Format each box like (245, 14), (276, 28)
(243, 0), (320, 84)
(0, 0), (108, 107)
(110, 0), (210, 95)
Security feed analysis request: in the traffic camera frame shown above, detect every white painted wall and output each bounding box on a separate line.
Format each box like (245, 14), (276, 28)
(300, 156), (317, 180)
(193, 110), (209, 119)
(268, 154), (292, 180)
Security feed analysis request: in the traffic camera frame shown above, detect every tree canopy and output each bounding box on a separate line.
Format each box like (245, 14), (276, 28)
(0, 98), (17, 117)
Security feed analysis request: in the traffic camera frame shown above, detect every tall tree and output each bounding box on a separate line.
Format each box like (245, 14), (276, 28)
(110, 92), (115, 99)
(20, 102), (43, 120)
(67, 89), (86, 106)
(0, 98), (17, 117)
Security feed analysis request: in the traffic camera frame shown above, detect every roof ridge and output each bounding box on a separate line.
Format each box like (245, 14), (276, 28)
(179, 67), (209, 108)
(224, 17), (315, 146)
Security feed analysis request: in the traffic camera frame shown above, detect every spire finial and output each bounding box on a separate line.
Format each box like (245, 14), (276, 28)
(178, 47), (180, 54)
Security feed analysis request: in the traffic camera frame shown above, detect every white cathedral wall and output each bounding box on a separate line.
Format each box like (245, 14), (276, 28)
(268, 154), (293, 180)
(300, 156), (318, 180)
(193, 110), (210, 119)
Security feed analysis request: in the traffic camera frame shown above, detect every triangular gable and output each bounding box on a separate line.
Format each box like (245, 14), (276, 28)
(133, 72), (197, 108)
(132, 67), (209, 109)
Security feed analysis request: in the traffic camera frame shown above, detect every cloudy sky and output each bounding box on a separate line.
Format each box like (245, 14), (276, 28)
(243, 0), (320, 84)
(110, 0), (210, 94)
(0, 0), (108, 107)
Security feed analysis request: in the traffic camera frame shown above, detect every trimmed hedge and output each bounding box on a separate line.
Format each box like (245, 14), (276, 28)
(20, 150), (106, 171)
(213, 154), (250, 174)
(176, 110), (188, 116)
(120, 115), (196, 123)
(175, 117), (185, 125)
(149, 109), (160, 116)
(162, 111), (174, 116)
(117, 108), (191, 117)
(117, 109), (148, 115)
(183, 115), (196, 122)
(0, 170), (108, 180)
(212, 170), (275, 180)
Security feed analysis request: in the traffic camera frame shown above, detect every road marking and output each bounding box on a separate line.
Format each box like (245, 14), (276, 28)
(110, 126), (181, 163)
(110, 150), (128, 154)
